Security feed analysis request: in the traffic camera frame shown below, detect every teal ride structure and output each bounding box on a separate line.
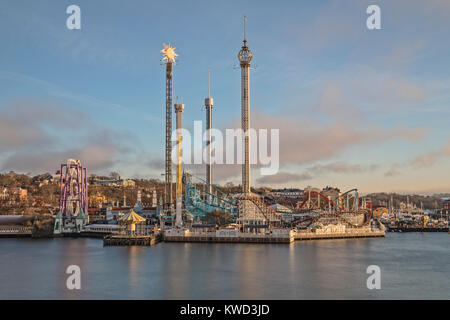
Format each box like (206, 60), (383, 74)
(183, 172), (238, 221)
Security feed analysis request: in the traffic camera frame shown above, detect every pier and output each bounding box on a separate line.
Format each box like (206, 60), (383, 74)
(103, 234), (159, 246)
(0, 225), (32, 238)
(293, 230), (385, 241)
(163, 229), (384, 244)
(387, 226), (448, 233)
(164, 234), (294, 244)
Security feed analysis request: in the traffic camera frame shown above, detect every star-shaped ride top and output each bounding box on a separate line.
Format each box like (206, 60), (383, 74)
(161, 43), (178, 63)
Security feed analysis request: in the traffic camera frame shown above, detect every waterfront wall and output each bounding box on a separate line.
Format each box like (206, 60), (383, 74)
(0, 225), (32, 238)
(294, 229), (385, 240)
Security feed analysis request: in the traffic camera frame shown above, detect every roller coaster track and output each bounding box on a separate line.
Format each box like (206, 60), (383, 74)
(296, 188), (358, 212)
(184, 173), (238, 219)
(296, 191), (338, 211)
(236, 195), (283, 226)
(286, 211), (370, 229)
(238, 196), (368, 229)
(184, 173), (368, 228)
(283, 188), (366, 228)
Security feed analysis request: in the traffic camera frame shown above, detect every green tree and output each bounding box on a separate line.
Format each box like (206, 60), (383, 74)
(205, 210), (233, 226)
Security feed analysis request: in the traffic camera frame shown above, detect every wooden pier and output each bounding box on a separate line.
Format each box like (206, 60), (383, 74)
(293, 230), (385, 241)
(387, 226), (448, 233)
(0, 225), (33, 238)
(164, 235), (294, 244)
(103, 234), (159, 246)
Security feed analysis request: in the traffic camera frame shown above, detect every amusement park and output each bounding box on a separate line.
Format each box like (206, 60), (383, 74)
(48, 18), (386, 245)
(2, 1), (450, 303)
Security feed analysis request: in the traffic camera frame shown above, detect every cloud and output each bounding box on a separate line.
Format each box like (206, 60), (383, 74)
(147, 158), (165, 171)
(0, 71), (157, 121)
(0, 100), (86, 151)
(384, 140), (450, 177)
(254, 161), (378, 187)
(184, 163), (241, 184)
(1, 145), (119, 173)
(411, 141), (450, 169)
(0, 99), (133, 174)
(244, 110), (426, 165)
(384, 163), (403, 177)
(284, 1), (364, 53)
(352, 73), (428, 108)
(315, 84), (363, 122)
(312, 67), (431, 115)
(0, 7), (143, 71)
(256, 172), (312, 185)
(411, 154), (439, 169)
(309, 162), (378, 174)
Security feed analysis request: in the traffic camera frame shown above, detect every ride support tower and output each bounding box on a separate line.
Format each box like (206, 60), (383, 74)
(161, 43), (178, 211)
(238, 16), (253, 194)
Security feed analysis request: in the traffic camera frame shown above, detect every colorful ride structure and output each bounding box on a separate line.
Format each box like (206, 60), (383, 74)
(285, 188), (370, 229)
(182, 172), (369, 230)
(296, 188), (359, 212)
(54, 159), (88, 235)
(183, 172), (238, 221)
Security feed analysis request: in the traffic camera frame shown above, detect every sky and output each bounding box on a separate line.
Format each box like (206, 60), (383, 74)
(0, 0), (449, 194)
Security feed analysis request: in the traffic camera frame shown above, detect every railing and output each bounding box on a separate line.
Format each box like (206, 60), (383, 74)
(0, 226), (33, 234)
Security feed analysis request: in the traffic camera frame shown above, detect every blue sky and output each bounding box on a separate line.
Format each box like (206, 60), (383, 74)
(0, 0), (449, 193)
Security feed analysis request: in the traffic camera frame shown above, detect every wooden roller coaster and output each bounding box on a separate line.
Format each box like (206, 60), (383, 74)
(234, 188), (371, 229)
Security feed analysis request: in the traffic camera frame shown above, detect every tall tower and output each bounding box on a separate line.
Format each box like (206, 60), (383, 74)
(174, 97), (185, 226)
(238, 17), (252, 194)
(205, 70), (214, 199)
(161, 43), (178, 211)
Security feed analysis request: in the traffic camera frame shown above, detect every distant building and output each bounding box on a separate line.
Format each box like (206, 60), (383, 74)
(32, 173), (56, 187)
(321, 186), (340, 200)
(434, 200), (450, 220)
(443, 200), (450, 210)
(88, 194), (107, 207)
(104, 190), (160, 225)
(92, 178), (136, 187)
(269, 203), (293, 214)
(270, 188), (303, 199)
(0, 187), (28, 201)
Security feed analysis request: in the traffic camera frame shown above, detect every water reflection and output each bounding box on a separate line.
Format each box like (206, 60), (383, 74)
(0, 234), (448, 299)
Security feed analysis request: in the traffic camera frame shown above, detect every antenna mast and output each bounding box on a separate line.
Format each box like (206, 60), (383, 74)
(205, 70), (214, 200)
(208, 69), (211, 98)
(243, 16), (247, 44)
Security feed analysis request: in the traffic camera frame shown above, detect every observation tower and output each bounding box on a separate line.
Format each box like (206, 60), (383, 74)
(238, 16), (253, 194)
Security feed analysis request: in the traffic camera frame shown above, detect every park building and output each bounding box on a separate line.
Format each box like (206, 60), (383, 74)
(92, 178), (136, 187)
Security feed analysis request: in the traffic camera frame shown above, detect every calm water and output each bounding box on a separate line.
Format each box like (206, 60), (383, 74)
(0, 233), (448, 299)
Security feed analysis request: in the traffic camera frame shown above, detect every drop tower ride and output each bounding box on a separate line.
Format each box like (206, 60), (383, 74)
(161, 43), (178, 211)
(238, 17), (253, 194)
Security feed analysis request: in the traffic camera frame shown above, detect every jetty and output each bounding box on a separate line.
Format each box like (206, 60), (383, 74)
(103, 234), (159, 246)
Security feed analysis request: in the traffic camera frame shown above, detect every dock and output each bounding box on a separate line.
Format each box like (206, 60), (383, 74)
(293, 230), (385, 241)
(163, 228), (295, 244)
(164, 235), (294, 244)
(103, 234), (159, 246)
(0, 225), (33, 238)
(387, 226), (448, 233)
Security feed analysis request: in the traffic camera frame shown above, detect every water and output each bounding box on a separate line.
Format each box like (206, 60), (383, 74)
(0, 233), (448, 299)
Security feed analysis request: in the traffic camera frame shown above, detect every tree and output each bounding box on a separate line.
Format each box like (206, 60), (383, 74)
(110, 172), (120, 180)
(205, 210), (233, 226)
(224, 182), (234, 188)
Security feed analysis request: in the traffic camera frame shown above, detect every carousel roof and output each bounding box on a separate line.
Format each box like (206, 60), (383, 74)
(119, 210), (146, 224)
